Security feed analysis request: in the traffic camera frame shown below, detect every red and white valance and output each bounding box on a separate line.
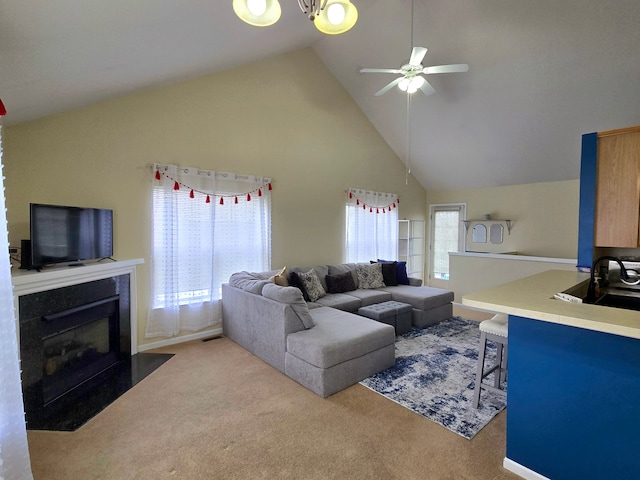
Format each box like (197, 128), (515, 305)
(347, 187), (399, 214)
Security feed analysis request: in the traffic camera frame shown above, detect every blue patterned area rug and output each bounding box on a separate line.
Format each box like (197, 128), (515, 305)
(360, 316), (506, 439)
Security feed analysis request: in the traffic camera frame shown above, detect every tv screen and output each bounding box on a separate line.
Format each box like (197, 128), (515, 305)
(30, 203), (113, 268)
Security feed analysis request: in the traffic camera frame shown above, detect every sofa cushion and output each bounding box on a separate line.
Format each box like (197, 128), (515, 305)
(378, 259), (409, 285)
(297, 269), (327, 302)
(327, 263), (359, 288)
(325, 271), (357, 294)
(346, 289), (392, 307)
(381, 285), (454, 310)
(286, 307), (395, 369)
(356, 263), (385, 289)
(315, 293), (361, 312)
(229, 271), (272, 295)
(262, 283), (315, 329)
(288, 271), (310, 301)
(290, 265), (330, 292)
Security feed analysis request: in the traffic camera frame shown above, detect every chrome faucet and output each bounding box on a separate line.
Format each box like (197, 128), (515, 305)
(587, 256), (640, 301)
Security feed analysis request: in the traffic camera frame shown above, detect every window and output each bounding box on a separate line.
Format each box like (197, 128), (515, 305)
(147, 164), (271, 338)
(429, 204), (466, 281)
(345, 188), (398, 262)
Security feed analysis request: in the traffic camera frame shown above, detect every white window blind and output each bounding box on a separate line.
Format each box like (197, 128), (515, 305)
(345, 188), (398, 263)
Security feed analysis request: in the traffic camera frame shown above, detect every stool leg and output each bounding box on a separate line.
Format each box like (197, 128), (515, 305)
(494, 342), (503, 388)
(500, 343), (508, 385)
(473, 332), (487, 408)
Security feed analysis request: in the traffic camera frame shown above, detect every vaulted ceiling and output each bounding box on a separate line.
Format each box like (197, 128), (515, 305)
(1, 0), (639, 191)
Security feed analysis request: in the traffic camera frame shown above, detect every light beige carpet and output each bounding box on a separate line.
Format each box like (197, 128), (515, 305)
(27, 335), (520, 480)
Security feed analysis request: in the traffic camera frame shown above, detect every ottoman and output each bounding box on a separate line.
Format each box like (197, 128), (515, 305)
(358, 301), (413, 335)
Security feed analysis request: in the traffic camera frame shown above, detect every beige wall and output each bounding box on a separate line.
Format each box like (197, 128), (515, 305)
(448, 253), (577, 303)
(427, 180), (579, 257)
(3, 48), (426, 347)
(427, 180), (580, 291)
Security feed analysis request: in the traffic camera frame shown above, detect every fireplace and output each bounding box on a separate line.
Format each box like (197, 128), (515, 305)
(19, 273), (133, 428)
(40, 295), (121, 406)
(15, 260), (173, 431)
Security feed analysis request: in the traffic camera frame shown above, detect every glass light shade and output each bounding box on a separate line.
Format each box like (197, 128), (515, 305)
(233, 0), (281, 27)
(410, 76), (425, 91)
(247, 0), (267, 16)
(314, 0), (358, 35)
(400, 76), (425, 94)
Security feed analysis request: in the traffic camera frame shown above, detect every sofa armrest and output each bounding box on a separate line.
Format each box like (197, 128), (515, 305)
(408, 277), (423, 287)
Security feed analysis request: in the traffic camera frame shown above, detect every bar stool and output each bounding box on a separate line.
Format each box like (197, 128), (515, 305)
(472, 313), (508, 408)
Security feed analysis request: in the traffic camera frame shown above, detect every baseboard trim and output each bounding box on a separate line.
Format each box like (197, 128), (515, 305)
(137, 327), (224, 352)
(503, 457), (550, 480)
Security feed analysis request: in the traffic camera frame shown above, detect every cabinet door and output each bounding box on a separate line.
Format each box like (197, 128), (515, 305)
(594, 129), (640, 247)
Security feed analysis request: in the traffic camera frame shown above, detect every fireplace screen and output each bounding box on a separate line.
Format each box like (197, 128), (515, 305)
(40, 295), (120, 405)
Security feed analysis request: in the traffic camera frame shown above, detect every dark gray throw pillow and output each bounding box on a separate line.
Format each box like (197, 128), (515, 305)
(288, 271), (310, 301)
(325, 272), (357, 293)
(371, 260), (399, 286)
(382, 262), (399, 286)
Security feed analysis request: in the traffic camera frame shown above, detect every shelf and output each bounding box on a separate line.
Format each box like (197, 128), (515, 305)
(463, 219), (512, 234)
(398, 220), (425, 282)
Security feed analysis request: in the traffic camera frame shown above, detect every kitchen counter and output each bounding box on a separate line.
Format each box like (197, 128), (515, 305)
(464, 269), (640, 480)
(462, 269), (640, 340)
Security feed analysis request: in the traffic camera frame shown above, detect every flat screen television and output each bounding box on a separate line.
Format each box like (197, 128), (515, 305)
(29, 203), (113, 269)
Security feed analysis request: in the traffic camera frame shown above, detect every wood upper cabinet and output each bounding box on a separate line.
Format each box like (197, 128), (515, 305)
(594, 126), (640, 247)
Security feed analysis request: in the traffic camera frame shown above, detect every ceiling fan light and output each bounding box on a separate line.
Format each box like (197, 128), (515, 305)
(314, 0), (358, 35)
(400, 76), (425, 94)
(233, 0), (281, 27)
(411, 76), (425, 89)
(326, 3), (345, 25)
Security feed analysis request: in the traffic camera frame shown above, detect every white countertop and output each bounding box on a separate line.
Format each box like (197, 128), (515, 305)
(462, 270), (640, 340)
(450, 251), (577, 264)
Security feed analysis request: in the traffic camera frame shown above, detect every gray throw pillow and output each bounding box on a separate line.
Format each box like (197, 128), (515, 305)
(297, 269), (327, 302)
(261, 283), (315, 329)
(356, 263), (385, 289)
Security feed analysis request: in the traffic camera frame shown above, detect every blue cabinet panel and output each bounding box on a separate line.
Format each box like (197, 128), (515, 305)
(507, 315), (640, 480)
(577, 132), (598, 269)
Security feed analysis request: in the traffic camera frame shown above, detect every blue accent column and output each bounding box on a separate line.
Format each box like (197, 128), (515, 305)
(506, 315), (640, 480)
(577, 132), (598, 269)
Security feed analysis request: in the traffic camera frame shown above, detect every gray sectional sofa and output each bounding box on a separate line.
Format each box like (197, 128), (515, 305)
(221, 263), (454, 397)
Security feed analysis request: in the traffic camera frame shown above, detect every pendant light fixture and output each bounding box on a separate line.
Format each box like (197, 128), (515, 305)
(233, 0), (358, 35)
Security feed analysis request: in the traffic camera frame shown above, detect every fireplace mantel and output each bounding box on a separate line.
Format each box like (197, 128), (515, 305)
(12, 258), (144, 354)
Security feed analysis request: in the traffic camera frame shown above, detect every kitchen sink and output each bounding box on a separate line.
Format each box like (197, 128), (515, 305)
(592, 293), (640, 311)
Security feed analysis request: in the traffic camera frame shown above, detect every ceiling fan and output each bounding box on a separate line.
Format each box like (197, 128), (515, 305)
(359, 46), (469, 96)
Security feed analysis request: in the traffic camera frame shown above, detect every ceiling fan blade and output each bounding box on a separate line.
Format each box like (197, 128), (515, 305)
(359, 68), (403, 74)
(375, 77), (403, 96)
(409, 47), (428, 66)
(423, 64), (469, 74)
(419, 78), (436, 96)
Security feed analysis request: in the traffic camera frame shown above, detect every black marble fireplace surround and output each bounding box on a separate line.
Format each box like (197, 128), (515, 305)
(19, 273), (172, 431)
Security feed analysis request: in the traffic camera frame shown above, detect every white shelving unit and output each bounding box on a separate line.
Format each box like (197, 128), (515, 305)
(398, 219), (425, 281)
